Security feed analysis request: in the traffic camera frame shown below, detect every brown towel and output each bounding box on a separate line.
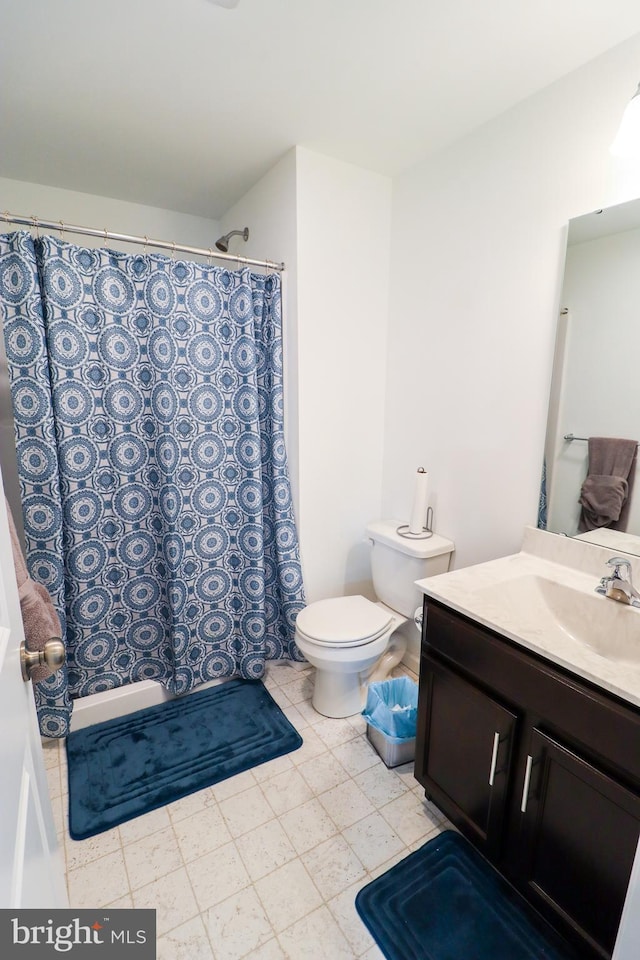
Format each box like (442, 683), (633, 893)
(578, 437), (637, 532)
(6, 497), (62, 683)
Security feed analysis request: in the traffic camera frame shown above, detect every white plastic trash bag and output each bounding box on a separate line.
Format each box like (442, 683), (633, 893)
(362, 677), (418, 742)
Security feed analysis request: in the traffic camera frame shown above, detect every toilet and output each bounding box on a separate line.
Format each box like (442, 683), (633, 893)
(294, 520), (455, 718)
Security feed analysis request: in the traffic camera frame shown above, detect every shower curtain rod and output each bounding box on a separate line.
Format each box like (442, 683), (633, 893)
(1, 211), (285, 272)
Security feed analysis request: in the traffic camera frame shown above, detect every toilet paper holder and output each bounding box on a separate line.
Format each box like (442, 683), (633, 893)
(397, 506), (433, 540)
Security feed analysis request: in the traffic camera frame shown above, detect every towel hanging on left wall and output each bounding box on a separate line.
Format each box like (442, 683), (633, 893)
(6, 497), (63, 683)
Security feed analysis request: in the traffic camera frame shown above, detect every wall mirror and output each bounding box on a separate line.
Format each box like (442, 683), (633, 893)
(541, 195), (640, 556)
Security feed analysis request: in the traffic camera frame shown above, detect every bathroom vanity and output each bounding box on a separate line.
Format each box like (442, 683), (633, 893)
(415, 529), (640, 960)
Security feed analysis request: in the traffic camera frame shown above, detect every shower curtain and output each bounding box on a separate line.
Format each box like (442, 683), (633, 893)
(0, 230), (305, 737)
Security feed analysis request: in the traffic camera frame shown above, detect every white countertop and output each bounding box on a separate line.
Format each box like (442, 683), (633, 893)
(415, 526), (640, 709)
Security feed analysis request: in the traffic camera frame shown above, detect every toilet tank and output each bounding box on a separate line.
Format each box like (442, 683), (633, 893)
(365, 520), (455, 618)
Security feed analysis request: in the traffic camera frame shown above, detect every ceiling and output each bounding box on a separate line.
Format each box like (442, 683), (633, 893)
(2, 0), (640, 220)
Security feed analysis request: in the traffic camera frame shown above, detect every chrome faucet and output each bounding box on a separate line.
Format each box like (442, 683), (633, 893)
(596, 556), (640, 607)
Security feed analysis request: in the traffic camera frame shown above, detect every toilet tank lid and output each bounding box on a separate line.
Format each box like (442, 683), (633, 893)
(365, 520), (455, 559)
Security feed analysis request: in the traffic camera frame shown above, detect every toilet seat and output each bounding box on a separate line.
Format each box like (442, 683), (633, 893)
(295, 595), (393, 648)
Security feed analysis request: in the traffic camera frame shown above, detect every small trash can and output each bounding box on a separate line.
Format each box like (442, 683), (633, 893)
(362, 677), (418, 767)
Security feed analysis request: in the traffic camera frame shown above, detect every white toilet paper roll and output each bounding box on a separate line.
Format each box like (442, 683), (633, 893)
(413, 606), (424, 631)
(408, 469), (429, 534)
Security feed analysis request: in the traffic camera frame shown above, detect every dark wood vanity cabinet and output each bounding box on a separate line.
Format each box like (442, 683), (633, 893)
(415, 599), (640, 960)
(418, 658), (517, 857)
(518, 728), (640, 954)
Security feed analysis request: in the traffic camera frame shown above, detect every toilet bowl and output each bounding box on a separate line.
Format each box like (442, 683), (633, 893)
(294, 521), (455, 718)
(295, 595), (405, 718)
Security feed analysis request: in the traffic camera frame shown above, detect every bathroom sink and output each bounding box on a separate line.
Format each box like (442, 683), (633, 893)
(474, 574), (640, 666)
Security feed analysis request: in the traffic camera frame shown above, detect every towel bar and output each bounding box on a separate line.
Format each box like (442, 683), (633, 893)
(564, 434), (639, 446)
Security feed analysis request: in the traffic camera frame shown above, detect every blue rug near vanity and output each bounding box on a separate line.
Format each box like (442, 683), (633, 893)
(355, 831), (579, 960)
(66, 678), (302, 840)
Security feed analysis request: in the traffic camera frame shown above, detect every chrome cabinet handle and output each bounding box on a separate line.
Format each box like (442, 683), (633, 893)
(520, 754), (534, 813)
(488, 731), (500, 786)
(20, 637), (65, 682)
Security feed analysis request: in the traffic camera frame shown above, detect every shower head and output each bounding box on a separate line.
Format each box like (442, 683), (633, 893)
(215, 227), (249, 253)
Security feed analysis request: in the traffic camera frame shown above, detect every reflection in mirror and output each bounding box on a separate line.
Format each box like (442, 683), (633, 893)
(541, 197), (640, 556)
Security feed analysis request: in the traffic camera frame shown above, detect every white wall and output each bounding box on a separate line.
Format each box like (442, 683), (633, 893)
(0, 177), (220, 256)
(383, 33), (640, 571)
(295, 148), (392, 603)
(219, 148), (393, 604)
(547, 228), (640, 536)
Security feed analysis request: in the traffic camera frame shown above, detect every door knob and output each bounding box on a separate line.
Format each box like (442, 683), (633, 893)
(20, 637), (65, 681)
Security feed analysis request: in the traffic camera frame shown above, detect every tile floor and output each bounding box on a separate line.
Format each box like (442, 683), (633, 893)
(42, 662), (452, 960)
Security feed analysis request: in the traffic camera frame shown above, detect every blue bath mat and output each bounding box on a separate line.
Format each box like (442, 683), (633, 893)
(355, 831), (579, 960)
(66, 679), (302, 840)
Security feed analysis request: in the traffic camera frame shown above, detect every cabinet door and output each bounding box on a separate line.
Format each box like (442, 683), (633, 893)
(416, 656), (518, 858)
(518, 728), (640, 958)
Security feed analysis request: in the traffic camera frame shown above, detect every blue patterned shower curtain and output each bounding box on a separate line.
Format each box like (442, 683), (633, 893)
(0, 231), (305, 737)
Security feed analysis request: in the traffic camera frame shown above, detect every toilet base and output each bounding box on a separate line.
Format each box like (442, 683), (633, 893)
(302, 623), (410, 720)
(311, 668), (364, 719)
